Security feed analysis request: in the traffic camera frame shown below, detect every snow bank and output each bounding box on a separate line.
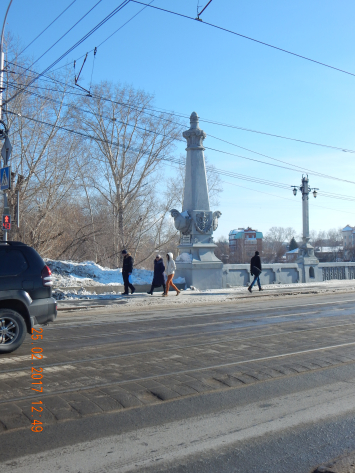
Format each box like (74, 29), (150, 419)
(176, 252), (192, 263)
(45, 259), (185, 287)
(53, 288), (124, 300)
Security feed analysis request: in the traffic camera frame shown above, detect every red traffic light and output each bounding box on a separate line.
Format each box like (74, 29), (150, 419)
(2, 214), (11, 231)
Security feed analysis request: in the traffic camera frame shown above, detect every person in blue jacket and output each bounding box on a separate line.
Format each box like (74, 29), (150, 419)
(147, 255), (166, 295)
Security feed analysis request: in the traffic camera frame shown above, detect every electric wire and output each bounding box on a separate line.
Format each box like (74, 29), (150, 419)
(4, 0), (131, 106)
(7, 70), (355, 181)
(131, 1), (355, 79)
(6, 60), (355, 156)
(6, 109), (355, 204)
(6, 80), (355, 191)
(163, 161), (355, 216)
(7, 80), (355, 190)
(16, 0), (104, 81)
(52, 0), (156, 72)
(17, 0), (79, 58)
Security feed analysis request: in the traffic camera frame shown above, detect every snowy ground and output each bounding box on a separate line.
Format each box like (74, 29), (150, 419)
(54, 278), (355, 307)
(46, 259), (355, 305)
(46, 259), (185, 289)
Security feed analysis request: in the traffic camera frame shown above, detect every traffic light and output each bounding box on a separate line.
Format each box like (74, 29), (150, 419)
(2, 214), (11, 231)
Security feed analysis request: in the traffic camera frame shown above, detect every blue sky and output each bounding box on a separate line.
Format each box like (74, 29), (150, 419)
(4, 0), (355, 239)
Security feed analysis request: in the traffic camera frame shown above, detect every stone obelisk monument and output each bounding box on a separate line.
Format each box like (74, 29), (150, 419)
(170, 112), (223, 289)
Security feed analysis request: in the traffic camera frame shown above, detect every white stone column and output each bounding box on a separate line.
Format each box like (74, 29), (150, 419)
(182, 112), (210, 212)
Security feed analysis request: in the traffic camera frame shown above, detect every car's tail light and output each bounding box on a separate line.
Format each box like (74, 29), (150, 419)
(41, 265), (53, 286)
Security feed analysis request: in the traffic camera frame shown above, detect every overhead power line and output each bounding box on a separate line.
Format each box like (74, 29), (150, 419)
(52, 0), (156, 72)
(6, 79), (355, 188)
(5, 81), (354, 187)
(19, 0), (104, 75)
(17, 0), (79, 57)
(6, 60), (355, 156)
(131, 1), (355, 79)
(6, 109), (355, 204)
(5, 0), (131, 106)
(159, 162), (355, 216)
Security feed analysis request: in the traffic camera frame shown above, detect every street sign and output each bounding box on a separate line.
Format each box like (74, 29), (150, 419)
(1, 137), (12, 165)
(0, 166), (10, 191)
(2, 214), (11, 231)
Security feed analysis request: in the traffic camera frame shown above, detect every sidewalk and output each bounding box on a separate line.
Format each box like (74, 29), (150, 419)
(56, 279), (355, 312)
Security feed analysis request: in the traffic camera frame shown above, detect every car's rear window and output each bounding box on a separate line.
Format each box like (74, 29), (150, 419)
(0, 249), (28, 276)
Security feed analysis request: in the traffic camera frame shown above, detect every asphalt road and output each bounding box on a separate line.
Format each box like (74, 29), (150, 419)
(1, 291), (355, 472)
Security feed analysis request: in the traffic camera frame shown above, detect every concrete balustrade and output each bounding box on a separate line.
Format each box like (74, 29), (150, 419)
(221, 262), (355, 287)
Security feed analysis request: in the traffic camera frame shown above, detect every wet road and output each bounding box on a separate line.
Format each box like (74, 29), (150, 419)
(1, 292), (355, 472)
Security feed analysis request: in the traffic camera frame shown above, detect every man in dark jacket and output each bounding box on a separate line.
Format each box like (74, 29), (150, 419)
(122, 249), (135, 295)
(248, 250), (263, 293)
(147, 255), (166, 295)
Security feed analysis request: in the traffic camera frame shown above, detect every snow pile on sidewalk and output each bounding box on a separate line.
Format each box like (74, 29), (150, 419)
(46, 259), (185, 288)
(176, 252), (192, 263)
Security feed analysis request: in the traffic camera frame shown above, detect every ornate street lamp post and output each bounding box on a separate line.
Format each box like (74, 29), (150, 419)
(291, 175), (320, 280)
(291, 175), (319, 246)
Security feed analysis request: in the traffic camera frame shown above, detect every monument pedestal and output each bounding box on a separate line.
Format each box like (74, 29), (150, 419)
(176, 243), (223, 289)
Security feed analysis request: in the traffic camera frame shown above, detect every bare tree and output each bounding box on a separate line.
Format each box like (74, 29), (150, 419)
(1, 43), (89, 256)
(263, 227), (296, 263)
(74, 82), (183, 267)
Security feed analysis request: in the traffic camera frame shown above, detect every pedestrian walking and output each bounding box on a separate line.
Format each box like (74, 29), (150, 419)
(121, 249), (135, 295)
(164, 252), (180, 296)
(147, 255), (166, 295)
(248, 250), (263, 293)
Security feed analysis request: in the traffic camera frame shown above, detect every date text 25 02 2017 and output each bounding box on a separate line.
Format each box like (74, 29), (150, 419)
(31, 327), (44, 433)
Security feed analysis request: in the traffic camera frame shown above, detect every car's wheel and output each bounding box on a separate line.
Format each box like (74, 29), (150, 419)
(0, 309), (27, 354)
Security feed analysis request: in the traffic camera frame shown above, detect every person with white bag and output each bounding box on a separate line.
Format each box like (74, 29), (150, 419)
(164, 252), (180, 296)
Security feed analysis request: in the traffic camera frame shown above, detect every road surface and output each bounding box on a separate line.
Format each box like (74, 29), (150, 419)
(1, 291), (355, 472)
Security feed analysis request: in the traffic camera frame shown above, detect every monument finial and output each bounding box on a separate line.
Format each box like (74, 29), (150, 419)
(190, 111), (199, 129)
(183, 111), (206, 149)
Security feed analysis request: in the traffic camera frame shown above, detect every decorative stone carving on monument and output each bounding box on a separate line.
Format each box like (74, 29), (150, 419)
(212, 211), (222, 231)
(170, 209), (192, 235)
(169, 111), (223, 290)
(194, 211), (212, 234)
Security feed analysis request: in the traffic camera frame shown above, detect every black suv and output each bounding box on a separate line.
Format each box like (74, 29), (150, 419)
(0, 241), (57, 354)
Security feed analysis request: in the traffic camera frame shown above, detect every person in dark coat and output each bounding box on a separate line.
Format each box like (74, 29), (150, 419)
(248, 250), (263, 293)
(147, 255), (166, 295)
(121, 249), (135, 295)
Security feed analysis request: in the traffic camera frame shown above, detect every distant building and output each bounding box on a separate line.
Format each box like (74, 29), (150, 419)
(342, 225), (355, 249)
(286, 246), (343, 263)
(229, 227), (263, 263)
(341, 225), (355, 260)
(285, 248), (299, 262)
(315, 246), (343, 262)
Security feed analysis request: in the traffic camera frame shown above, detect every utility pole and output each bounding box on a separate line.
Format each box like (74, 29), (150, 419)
(0, 0), (13, 122)
(0, 0), (13, 241)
